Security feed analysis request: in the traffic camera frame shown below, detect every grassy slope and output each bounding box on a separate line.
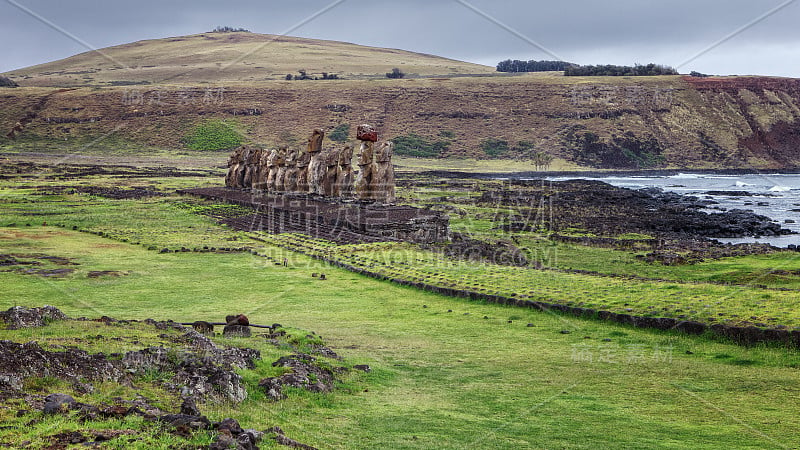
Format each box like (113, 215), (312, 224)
(2, 228), (800, 449)
(2, 32), (495, 86)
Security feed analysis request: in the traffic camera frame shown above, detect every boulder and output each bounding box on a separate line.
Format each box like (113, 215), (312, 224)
(43, 393), (76, 414)
(0, 305), (67, 329)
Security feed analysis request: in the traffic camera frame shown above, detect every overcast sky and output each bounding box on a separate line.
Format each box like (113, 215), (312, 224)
(2, 0), (799, 76)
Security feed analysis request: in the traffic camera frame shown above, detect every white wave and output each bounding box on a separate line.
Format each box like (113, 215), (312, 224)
(667, 173), (704, 179)
(769, 186), (792, 192)
(735, 181), (753, 187)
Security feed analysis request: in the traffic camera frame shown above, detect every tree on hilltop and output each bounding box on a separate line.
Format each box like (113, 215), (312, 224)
(211, 26), (250, 33)
(496, 59), (576, 73)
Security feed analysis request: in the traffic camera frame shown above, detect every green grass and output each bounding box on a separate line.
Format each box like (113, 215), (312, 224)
(515, 236), (800, 290)
(182, 119), (243, 151)
(264, 238), (800, 329)
(2, 158), (800, 447)
(2, 228), (800, 448)
(0, 190), (257, 252)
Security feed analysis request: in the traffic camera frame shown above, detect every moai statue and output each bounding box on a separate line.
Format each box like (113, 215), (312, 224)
(283, 147), (299, 193)
(322, 146), (341, 197)
(242, 147), (262, 189)
(295, 149), (310, 193)
(373, 141), (396, 204)
(253, 148), (272, 190)
(225, 146), (245, 188)
(354, 124), (377, 200)
(232, 147), (251, 188)
(307, 129), (326, 195)
(335, 144), (354, 198)
(265, 148), (279, 192)
(273, 147), (288, 193)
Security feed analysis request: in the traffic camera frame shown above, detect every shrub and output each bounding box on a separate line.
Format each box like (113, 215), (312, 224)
(386, 68), (405, 79)
(182, 120), (243, 151)
(0, 76), (19, 88)
(329, 124), (350, 142)
(480, 138), (509, 158)
(392, 134), (448, 157)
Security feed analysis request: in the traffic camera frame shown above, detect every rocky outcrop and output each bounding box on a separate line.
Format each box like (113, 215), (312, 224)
(0, 305), (67, 329)
(258, 353), (339, 401)
(483, 179), (792, 239)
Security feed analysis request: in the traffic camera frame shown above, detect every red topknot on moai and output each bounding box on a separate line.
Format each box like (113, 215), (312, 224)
(354, 124), (395, 203)
(355, 125), (377, 200)
(356, 124), (378, 142)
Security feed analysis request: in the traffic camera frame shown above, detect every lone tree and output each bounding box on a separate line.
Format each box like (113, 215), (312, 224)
(386, 68), (405, 79)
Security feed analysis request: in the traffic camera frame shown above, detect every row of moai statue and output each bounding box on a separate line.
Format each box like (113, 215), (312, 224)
(225, 125), (395, 203)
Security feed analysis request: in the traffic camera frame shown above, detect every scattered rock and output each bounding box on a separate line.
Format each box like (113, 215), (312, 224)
(269, 426), (318, 450)
(258, 354), (337, 401)
(100, 404), (131, 418)
(310, 345), (340, 360)
(0, 340), (124, 384)
(216, 418), (244, 435)
(122, 345), (259, 403)
(560, 330), (571, 334)
(47, 430), (87, 445)
(180, 396), (201, 416)
(0, 373), (24, 395)
(0, 305), (67, 329)
(210, 423), (264, 450)
(210, 432), (237, 450)
(353, 365), (371, 373)
(159, 413), (212, 431)
(42, 393), (76, 414)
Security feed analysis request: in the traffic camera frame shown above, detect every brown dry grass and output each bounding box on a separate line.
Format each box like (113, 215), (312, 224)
(3, 32), (494, 87)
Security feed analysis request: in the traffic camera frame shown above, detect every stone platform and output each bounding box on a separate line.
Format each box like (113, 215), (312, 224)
(181, 187), (449, 244)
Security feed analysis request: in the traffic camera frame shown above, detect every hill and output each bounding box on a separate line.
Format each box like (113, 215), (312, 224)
(1, 32), (800, 170)
(1, 32), (495, 86)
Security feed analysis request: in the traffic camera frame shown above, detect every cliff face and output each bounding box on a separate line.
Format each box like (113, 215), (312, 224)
(2, 75), (799, 170)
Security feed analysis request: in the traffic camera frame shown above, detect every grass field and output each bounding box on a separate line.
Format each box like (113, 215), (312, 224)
(3, 228), (800, 449)
(2, 155), (800, 448)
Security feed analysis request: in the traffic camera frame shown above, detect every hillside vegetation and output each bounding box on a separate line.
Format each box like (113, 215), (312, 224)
(1, 33), (800, 169)
(1, 32), (494, 86)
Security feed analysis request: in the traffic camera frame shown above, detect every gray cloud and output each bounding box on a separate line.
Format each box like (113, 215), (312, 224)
(2, 0), (798, 76)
